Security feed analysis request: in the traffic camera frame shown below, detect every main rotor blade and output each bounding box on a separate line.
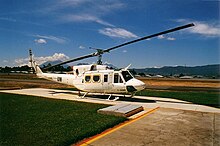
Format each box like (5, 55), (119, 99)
(103, 23), (194, 53)
(43, 53), (95, 70)
(43, 23), (194, 70)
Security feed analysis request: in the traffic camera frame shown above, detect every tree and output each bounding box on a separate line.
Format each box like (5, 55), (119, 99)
(179, 73), (184, 77)
(129, 69), (137, 76)
(138, 72), (145, 77)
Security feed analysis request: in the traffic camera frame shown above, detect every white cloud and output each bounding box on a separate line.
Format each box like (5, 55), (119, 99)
(54, 0), (125, 10)
(15, 53), (70, 66)
(59, 0), (89, 7)
(157, 35), (176, 41)
(152, 66), (162, 69)
(176, 19), (220, 37)
(122, 50), (127, 53)
(99, 28), (138, 39)
(79, 45), (85, 49)
(63, 14), (114, 27)
(94, 1), (125, 13)
(3, 60), (8, 63)
(48, 0), (91, 11)
(34, 38), (47, 44)
(158, 35), (165, 39)
(34, 35), (67, 44)
(0, 17), (16, 22)
(191, 22), (220, 36)
(167, 37), (176, 41)
(53, 0), (125, 14)
(55, 1), (126, 27)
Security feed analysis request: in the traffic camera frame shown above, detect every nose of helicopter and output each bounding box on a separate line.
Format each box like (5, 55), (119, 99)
(126, 78), (146, 92)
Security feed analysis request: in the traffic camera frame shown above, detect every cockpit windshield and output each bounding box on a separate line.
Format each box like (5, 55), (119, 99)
(122, 71), (133, 82)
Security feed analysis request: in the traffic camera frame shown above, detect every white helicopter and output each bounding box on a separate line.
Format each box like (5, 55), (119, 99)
(29, 23), (194, 100)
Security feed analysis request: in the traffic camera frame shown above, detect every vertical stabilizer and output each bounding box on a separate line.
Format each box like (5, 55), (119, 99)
(29, 49), (43, 74)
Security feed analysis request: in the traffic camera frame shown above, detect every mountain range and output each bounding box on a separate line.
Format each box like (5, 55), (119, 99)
(133, 64), (220, 77)
(39, 61), (219, 77)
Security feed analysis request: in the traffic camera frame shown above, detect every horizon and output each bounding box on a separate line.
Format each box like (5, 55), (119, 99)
(0, 0), (219, 68)
(0, 60), (219, 69)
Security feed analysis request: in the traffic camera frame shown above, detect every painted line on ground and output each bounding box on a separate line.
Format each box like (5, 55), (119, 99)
(76, 107), (159, 146)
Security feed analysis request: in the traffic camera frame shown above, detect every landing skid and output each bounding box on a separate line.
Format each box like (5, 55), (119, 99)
(130, 92), (136, 98)
(77, 92), (120, 101)
(106, 94), (119, 101)
(123, 93), (135, 98)
(77, 92), (88, 99)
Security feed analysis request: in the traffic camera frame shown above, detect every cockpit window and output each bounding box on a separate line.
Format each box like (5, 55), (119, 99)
(122, 71), (133, 82)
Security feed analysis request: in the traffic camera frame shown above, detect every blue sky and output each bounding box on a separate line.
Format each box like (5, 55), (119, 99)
(0, 0), (219, 68)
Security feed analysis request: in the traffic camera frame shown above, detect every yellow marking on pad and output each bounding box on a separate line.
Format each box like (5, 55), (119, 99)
(77, 107), (159, 146)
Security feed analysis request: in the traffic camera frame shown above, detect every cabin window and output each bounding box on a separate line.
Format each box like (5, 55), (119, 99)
(57, 77), (62, 82)
(90, 65), (96, 71)
(114, 74), (119, 83)
(93, 75), (100, 82)
(76, 69), (79, 76)
(85, 75), (91, 82)
(104, 75), (108, 82)
(114, 73), (123, 83)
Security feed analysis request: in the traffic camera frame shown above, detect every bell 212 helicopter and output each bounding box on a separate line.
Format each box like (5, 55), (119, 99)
(29, 23), (194, 100)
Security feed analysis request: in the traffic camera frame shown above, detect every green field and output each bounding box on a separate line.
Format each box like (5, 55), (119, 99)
(136, 90), (220, 108)
(0, 93), (126, 146)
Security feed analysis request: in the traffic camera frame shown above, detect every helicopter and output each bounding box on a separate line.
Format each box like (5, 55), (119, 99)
(29, 23), (194, 100)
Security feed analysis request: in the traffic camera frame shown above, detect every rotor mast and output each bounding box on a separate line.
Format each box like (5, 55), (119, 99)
(89, 47), (104, 65)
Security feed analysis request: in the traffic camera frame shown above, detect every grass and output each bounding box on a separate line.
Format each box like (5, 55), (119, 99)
(136, 90), (220, 108)
(0, 93), (126, 146)
(0, 73), (42, 80)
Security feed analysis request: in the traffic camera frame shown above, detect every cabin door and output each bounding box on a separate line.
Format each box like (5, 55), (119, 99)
(112, 73), (125, 93)
(102, 74), (111, 92)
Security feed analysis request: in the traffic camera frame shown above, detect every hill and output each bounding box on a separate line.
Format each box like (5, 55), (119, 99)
(133, 64), (220, 77)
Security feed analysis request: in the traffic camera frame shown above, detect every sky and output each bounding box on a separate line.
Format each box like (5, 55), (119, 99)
(0, 0), (219, 68)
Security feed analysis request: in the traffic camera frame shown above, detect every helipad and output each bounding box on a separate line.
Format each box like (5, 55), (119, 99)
(0, 88), (219, 113)
(1, 88), (219, 146)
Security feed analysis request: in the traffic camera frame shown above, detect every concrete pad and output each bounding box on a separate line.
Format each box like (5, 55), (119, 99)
(1, 88), (220, 145)
(135, 95), (220, 113)
(87, 108), (220, 146)
(0, 88), (219, 113)
(98, 104), (143, 117)
(136, 95), (191, 103)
